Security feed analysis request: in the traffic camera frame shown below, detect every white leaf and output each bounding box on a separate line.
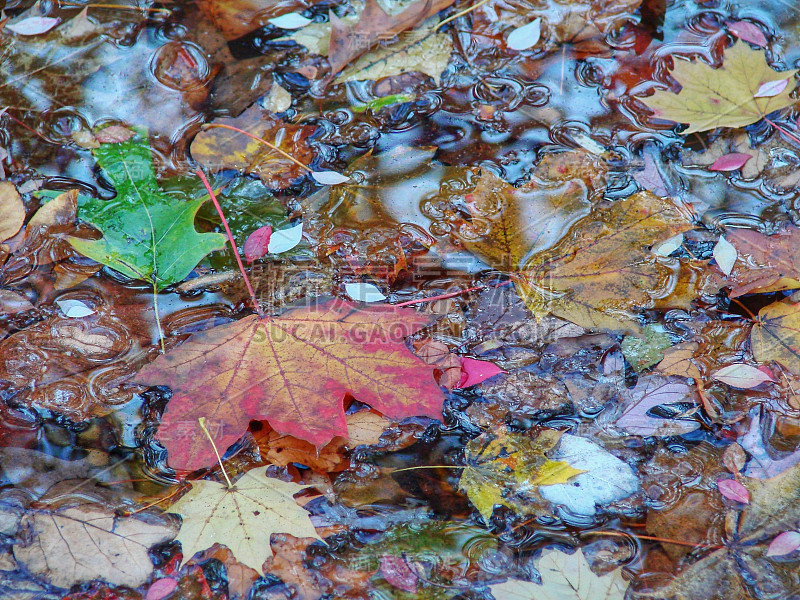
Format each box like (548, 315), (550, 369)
(265, 83), (292, 113)
(312, 170), (349, 185)
(6, 16), (60, 35)
(268, 12), (312, 29)
(267, 223), (303, 254)
(538, 434), (639, 516)
(652, 233), (683, 257)
(345, 282), (386, 303)
(56, 299), (96, 318)
(713, 363), (773, 388)
(713, 236), (737, 275)
(489, 549), (628, 600)
(506, 17), (541, 51)
(754, 78), (790, 98)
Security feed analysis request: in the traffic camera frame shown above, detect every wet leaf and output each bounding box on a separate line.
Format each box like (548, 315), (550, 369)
(458, 428), (585, 520)
(751, 299), (800, 374)
(0, 289), (34, 314)
(344, 282), (386, 302)
(489, 548), (628, 600)
(709, 152), (752, 171)
(5, 16), (60, 36)
(68, 136), (226, 290)
(268, 222), (304, 254)
(713, 236), (737, 276)
(621, 324), (673, 372)
(766, 531), (800, 557)
(168, 466), (320, 572)
(518, 192), (693, 333)
(13, 490), (176, 588)
(190, 106), (316, 189)
(454, 357), (505, 388)
(722, 226), (800, 297)
(379, 555), (418, 593)
(640, 42), (798, 133)
(269, 12), (313, 28)
(717, 478), (750, 504)
(728, 20), (768, 47)
(616, 375), (701, 437)
(713, 363), (773, 388)
(0, 182), (24, 242)
(506, 18), (542, 51)
(135, 299), (443, 470)
(244, 225), (273, 263)
(311, 171), (350, 185)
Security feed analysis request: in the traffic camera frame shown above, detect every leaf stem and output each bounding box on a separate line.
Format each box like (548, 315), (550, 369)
(764, 117), (800, 147)
(58, 1), (172, 13)
(393, 280), (512, 307)
(581, 530), (723, 550)
(199, 417), (233, 489)
(391, 465), (465, 473)
(194, 168), (263, 318)
(152, 281), (166, 353)
(200, 123), (313, 173)
(434, 0), (491, 31)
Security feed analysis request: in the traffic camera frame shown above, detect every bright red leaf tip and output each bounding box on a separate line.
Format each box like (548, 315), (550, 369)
(767, 531), (800, 557)
(709, 153), (752, 172)
(717, 478), (750, 504)
(454, 357), (505, 388)
(727, 20), (768, 47)
(243, 225), (272, 263)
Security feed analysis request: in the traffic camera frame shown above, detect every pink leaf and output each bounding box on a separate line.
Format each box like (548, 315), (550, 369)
(767, 531), (800, 557)
(5, 16), (60, 35)
(709, 153), (752, 172)
(243, 225), (272, 263)
(95, 125), (136, 144)
(713, 363), (773, 389)
(728, 21), (768, 47)
(754, 78), (790, 98)
(717, 478), (750, 504)
(617, 376), (700, 437)
(380, 555), (418, 593)
(146, 578), (178, 600)
(454, 357), (505, 388)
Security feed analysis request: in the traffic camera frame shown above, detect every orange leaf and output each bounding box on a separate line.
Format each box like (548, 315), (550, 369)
(725, 226), (800, 298)
(135, 299), (443, 470)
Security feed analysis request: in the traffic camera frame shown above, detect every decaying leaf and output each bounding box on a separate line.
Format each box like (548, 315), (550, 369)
(68, 136), (226, 290)
(518, 191), (694, 333)
(168, 466), (320, 572)
(136, 298), (443, 470)
(190, 105), (316, 189)
(640, 42), (798, 133)
(458, 427), (585, 520)
(616, 375), (701, 437)
(751, 298), (800, 375)
(489, 548), (628, 600)
(13, 488), (177, 588)
(722, 225), (800, 298)
(0, 182), (24, 242)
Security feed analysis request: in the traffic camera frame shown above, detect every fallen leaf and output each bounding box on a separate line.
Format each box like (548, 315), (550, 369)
(713, 363), (773, 388)
(94, 125), (136, 144)
(56, 298), (96, 318)
(458, 427), (585, 520)
(344, 282), (386, 302)
(506, 18), (542, 51)
(621, 324), (673, 372)
(326, 0), (457, 79)
(454, 357), (505, 388)
(5, 16), (60, 36)
(0, 182), (24, 242)
(190, 106), (316, 189)
(145, 578), (178, 600)
(136, 298), (443, 470)
(751, 298), (800, 374)
(640, 42), (797, 133)
(723, 443), (747, 474)
(616, 375), (701, 437)
(244, 225), (273, 263)
(489, 548), (628, 600)
(728, 20), (768, 47)
(268, 222), (304, 254)
(379, 555), (417, 593)
(723, 225), (800, 297)
(518, 192), (693, 333)
(657, 341), (702, 380)
(713, 236), (737, 276)
(68, 136), (226, 290)
(269, 12), (312, 28)
(754, 78), (789, 97)
(717, 478), (751, 504)
(13, 490), (176, 588)
(766, 531), (800, 557)
(168, 466), (320, 572)
(0, 289), (34, 314)
(709, 152), (752, 171)
(311, 171), (350, 185)
(197, 0), (318, 39)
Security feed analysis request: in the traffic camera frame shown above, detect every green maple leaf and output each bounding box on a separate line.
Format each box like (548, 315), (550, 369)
(69, 135), (226, 290)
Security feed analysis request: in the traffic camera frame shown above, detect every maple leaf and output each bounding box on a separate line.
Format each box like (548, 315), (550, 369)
(190, 105), (316, 189)
(489, 548), (628, 600)
(721, 226), (800, 297)
(750, 298), (800, 375)
(325, 0), (457, 79)
(68, 136), (226, 291)
(0, 181), (24, 243)
(135, 298), (443, 470)
(640, 42), (798, 133)
(458, 427), (585, 520)
(615, 375), (701, 437)
(517, 191), (694, 333)
(168, 466), (320, 572)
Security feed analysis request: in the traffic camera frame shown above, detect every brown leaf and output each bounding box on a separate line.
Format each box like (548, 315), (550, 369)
(0, 289), (34, 314)
(326, 0), (457, 79)
(724, 226), (800, 298)
(0, 181), (24, 243)
(190, 105), (315, 189)
(198, 0), (319, 40)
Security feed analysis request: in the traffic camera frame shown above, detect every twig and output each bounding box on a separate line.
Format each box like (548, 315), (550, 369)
(199, 417), (233, 489)
(434, 0), (491, 31)
(394, 280), (512, 307)
(58, 2), (172, 14)
(194, 168), (263, 317)
(764, 117), (800, 146)
(392, 465), (465, 473)
(581, 530), (723, 550)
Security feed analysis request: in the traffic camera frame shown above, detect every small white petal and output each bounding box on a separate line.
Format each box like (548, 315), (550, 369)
(312, 171), (349, 185)
(754, 78), (789, 98)
(653, 233), (683, 257)
(268, 12), (312, 29)
(56, 299), (95, 318)
(345, 283), (386, 303)
(506, 18), (541, 50)
(6, 16), (60, 35)
(713, 236), (737, 276)
(267, 223), (303, 254)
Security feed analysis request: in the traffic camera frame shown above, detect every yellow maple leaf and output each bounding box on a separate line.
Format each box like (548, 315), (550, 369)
(750, 298), (800, 375)
(168, 466), (321, 572)
(518, 191), (694, 334)
(640, 42), (798, 134)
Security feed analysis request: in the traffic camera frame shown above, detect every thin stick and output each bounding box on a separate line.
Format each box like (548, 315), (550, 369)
(199, 417), (233, 489)
(152, 281), (166, 353)
(764, 117), (800, 147)
(434, 0), (491, 31)
(194, 168), (263, 317)
(59, 2), (171, 13)
(201, 123), (312, 173)
(394, 280), (512, 307)
(392, 465), (465, 473)
(582, 530), (723, 550)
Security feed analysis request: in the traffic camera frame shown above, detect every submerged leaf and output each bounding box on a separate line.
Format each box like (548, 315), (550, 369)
(0, 181), (24, 242)
(751, 299), (800, 375)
